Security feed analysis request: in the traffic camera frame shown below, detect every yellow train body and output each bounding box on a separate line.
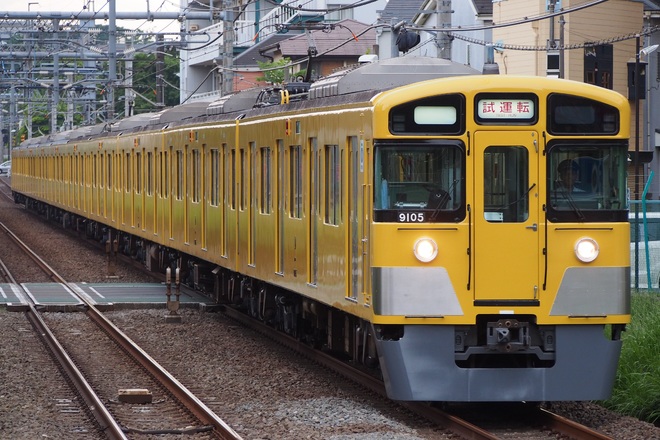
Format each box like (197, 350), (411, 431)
(11, 58), (631, 401)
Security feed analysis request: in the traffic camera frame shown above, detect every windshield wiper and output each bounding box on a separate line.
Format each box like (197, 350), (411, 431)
(429, 179), (458, 221)
(555, 183), (585, 221)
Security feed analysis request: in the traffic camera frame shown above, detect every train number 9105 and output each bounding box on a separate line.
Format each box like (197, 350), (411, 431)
(398, 212), (425, 223)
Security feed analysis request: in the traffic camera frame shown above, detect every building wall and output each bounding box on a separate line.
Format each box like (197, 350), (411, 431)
(492, 0), (649, 197)
(492, 0), (641, 99)
(450, 1), (492, 73)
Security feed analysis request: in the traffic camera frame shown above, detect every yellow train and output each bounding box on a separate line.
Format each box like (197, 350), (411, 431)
(12, 57), (631, 401)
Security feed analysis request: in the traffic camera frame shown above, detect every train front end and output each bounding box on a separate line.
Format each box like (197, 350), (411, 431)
(368, 75), (631, 402)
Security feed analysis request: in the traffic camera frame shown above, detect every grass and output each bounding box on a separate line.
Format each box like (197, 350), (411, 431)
(602, 292), (660, 425)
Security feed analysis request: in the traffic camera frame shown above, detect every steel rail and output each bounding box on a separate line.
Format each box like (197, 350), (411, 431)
(0, 222), (127, 439)
(84, 302), (243, 440)
(536, 408), (614, 440)
(24, 303), (129, 440)
(220, 305), (499, 440)
(0, 220), (242, 440)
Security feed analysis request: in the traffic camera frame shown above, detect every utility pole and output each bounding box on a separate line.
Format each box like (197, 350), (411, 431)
(156, 35), (165, 107)
(9, 85), (16, 152)
(52, 19), (60, 133)
(558, 15), (565, 78)
(222, 0), (234, 95)
(65, 72), (75, 131)
(124, 36), (135, 117)
(546, 0), (560, 77)
(107, 0), (117, 122)
(437, 0), (452, 59)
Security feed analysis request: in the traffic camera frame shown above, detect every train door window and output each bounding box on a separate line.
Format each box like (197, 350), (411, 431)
(240, 147), (247, 211)
(80, 153), (85, 182)
(276, 139), (284, 273)
(192, 149), (201, 203)
(325, 144), (341, 225)
(211, 148), (220, 207)
(158, 151), (164, 197)
(250, 142), (256, 266)
(125, 152), (131, 193)
(93, 154), (97, 188)
(164, 149), (170, 198)
(147, 151), (153, 196)
(289, 145), (303, 219)
(115, 154), (119, 191)
(260, 147), (272, 214)
(176, 150), (184, 200)
(483, 146), (529, 223)
(229, 149), (236, 209)
(107, 153), (112, 189)
(99, 154), (104, 189)
(136, 151), (142, 194)
(75, 154), (80, 208)
(310, 137), (319, 285)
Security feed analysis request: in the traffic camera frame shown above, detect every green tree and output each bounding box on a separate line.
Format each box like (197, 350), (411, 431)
(256, 58), (292, 84)
(124, 49), (180, 114)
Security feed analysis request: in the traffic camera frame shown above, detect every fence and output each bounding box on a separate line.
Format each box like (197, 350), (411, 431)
(630, 199), (660, 290)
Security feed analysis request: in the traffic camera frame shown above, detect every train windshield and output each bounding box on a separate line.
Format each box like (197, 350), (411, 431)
(373, 141), (465, 223)
(546, 141), (628, 222)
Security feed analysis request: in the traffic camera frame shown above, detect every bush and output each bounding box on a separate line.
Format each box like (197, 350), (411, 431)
(604, 293), (660, 424)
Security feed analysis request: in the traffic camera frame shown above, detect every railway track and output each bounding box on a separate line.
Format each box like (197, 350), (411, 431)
(0, 176), (647, 439)
(220, 305), (616, 440)
(0, 217), (242, 440)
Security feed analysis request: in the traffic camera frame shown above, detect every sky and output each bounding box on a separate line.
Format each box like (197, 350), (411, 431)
(2, 0), (183, 32)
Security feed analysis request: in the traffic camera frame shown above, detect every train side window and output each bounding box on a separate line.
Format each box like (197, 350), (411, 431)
(546, 142), (628, 222)
(373, 141), (465, 223)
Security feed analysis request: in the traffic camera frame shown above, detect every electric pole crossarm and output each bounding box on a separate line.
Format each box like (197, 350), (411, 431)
(0, 11), (219, 21)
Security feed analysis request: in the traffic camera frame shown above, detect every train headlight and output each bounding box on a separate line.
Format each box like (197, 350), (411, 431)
(575, 237), (599, 263)
(413, 237), (438, 263)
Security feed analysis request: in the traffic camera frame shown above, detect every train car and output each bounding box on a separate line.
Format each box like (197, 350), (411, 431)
(11, 56), (631, 402)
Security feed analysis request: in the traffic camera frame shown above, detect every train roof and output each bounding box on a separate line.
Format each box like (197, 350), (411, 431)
(307, 56), (480, 99)
(16, 56), (480, 148)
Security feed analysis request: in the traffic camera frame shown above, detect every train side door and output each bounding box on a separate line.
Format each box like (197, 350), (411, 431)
(473, 131), (539, 302)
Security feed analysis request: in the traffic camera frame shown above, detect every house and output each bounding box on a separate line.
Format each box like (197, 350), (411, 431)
(179, 0), (385, 101)
(491, 0), (658, 199)
(375, 0), (494, 73)
(257, 19), (377, 80)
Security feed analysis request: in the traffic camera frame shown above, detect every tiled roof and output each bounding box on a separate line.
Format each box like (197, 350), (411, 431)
(473, 0), (493, 15)
(233, 33), (296, 67)
(378, 0), (424, 24)
(276, 19), (376, 57)
(379, 0), (492, 24)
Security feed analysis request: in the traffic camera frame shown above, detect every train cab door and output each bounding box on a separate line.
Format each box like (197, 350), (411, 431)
(473, 131), (540, 303)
